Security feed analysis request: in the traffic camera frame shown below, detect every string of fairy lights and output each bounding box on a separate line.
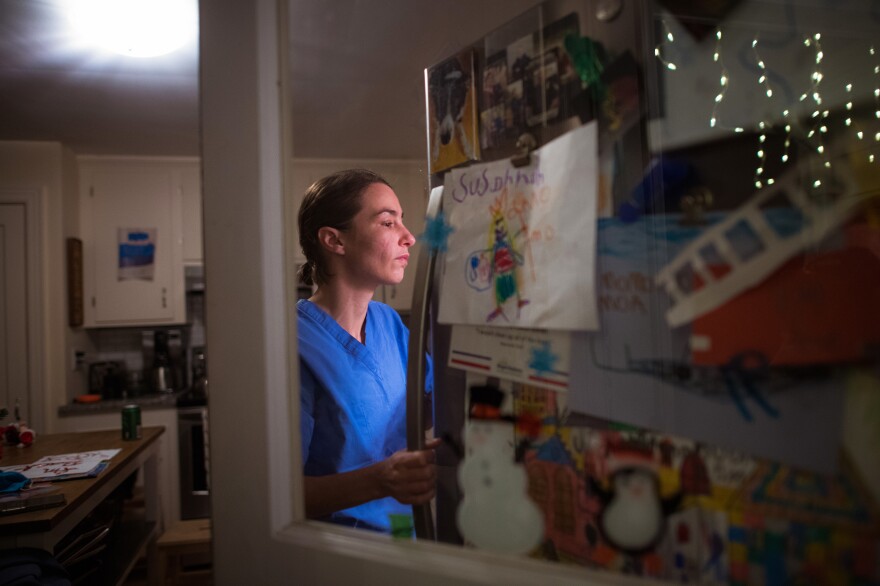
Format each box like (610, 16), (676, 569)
(872, 46), (879, 163)
(654, 20), (678, 71)
(752, 38), (773, 189)
(709, 30), (742, 133)
(653, 22), (880, 192)
(803, 34), (831, 189)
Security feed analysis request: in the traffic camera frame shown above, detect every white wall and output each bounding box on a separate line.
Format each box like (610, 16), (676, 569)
(0, 141), (94, 433)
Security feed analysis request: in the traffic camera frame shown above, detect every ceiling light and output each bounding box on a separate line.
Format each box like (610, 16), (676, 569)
(65, 0), (197, 58)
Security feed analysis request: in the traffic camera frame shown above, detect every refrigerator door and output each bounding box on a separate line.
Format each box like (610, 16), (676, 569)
(411, 0), (632, 544)
(409, 1), (879, 581)
(405, 185), (444, 539)
(410, 0), (649, 544)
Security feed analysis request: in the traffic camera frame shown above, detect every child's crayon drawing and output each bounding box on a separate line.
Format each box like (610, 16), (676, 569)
(438, 122), (599, 331)
(464, 190), (531, 322)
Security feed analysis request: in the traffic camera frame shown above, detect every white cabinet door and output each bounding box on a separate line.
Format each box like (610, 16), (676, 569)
(82, 161), (185, 327)
(0, 203), (29, 423)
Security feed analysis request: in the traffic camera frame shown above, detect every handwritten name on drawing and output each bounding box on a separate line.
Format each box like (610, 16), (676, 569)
(598, 271), (658, 314)
(451, 167), (546, 202)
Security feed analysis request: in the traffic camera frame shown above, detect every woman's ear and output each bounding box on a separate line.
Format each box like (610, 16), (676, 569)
(317, 227), (345, 256)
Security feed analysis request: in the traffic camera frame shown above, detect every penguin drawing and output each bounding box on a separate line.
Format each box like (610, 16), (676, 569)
(589, 444), (682, 555)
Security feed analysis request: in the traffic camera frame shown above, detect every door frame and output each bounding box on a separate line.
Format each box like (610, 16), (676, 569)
(0, 189), (45, 433)
(202, 2), (644, 584)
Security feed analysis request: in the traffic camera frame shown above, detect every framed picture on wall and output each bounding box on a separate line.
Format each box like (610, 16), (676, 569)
(66, 237), (83, 327)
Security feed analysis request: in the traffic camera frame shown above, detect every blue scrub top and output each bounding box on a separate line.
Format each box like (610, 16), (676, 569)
(297, 299), (432, 532)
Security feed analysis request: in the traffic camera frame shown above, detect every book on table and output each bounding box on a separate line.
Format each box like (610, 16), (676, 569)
(0, 483), (66, 515)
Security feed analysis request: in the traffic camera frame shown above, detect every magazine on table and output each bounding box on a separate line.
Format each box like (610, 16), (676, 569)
(0, 449), (121, 482)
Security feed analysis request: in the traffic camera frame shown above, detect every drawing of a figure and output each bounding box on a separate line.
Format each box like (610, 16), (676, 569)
(486, 194), (529, 322)
(466, 251), (492, 290)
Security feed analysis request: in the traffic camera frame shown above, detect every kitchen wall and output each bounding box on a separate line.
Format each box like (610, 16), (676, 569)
(0, 141), (94, 432)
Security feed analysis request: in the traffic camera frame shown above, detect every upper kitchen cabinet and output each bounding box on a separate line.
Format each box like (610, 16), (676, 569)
(180, 163), (203, 265)
(79, 158), (197, 327)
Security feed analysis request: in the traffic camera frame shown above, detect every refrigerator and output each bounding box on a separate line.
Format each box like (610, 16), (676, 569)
(406, 1), (880, 583)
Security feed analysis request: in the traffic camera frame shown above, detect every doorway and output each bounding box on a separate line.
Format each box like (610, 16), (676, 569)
(0, 190), (44, 432)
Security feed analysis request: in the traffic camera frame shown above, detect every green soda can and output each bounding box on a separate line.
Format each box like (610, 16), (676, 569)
(122, 404), (142, 440)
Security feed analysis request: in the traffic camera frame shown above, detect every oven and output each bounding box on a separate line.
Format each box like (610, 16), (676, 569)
(178, 406), (211, 519)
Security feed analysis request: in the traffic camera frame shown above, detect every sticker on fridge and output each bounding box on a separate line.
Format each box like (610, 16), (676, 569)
(438, 121), (599, 331)
(449, 324), (572, 391)
(118, 228), (156, 281)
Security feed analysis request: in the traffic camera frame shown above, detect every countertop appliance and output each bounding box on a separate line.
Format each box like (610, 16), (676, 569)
(142, 328), (187, 393)
(189, 346), (208, 401)
(88, 361), (126, 400)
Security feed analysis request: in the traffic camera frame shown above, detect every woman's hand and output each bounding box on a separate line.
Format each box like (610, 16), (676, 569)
(303, 438), (443, 519)
(377, 438), (441, 505)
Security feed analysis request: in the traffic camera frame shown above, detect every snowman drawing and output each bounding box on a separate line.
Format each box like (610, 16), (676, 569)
(456, 419), (544, 554)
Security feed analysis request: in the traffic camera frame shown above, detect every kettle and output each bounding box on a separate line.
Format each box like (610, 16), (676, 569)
(153, 365), (174, 393)
(152, 330), (174, 392)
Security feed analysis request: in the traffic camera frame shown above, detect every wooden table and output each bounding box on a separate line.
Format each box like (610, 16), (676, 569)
(0, 426), (164, 585)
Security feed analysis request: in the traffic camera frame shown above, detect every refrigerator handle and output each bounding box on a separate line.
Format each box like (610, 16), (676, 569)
(406, 185), (444, 541)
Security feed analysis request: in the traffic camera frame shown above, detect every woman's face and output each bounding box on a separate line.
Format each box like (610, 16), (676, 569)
(340, 182), (415, 289)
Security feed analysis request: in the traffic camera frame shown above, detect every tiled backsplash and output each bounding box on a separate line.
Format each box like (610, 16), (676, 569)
(90, 328), (145, 370)
(85, 292), (206, 389)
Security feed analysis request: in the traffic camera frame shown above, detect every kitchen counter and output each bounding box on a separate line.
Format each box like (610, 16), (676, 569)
(58, 390), (186, 416)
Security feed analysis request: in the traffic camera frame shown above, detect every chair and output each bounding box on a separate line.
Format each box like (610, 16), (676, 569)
(156, 518), (212, 585)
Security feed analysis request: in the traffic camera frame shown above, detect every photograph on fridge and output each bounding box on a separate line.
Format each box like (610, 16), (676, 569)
(480, 51), (511, 150)
(428, 48), (481, 174)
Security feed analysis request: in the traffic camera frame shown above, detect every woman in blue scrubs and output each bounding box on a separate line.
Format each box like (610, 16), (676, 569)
(296, 168), (439, 532)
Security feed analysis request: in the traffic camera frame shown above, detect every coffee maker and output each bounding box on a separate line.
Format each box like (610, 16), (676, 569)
(142, 329), (186, 393)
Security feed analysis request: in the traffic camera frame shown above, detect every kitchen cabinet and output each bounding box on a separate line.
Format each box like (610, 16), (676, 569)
(180, 162), (203, 265)
(79, 158), (188, 327)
